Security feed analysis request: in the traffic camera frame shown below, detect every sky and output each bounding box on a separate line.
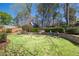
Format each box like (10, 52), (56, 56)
(0, 3), (79, 19)
(0, 3), (37, 18)
(0, 3), (16, 18)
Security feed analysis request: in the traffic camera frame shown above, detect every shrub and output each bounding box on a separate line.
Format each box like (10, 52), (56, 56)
(22, 24), (32, 32)
(0, 26), (7, 43)
(0, 32), (7, 43)
(32, 28), (39, 32)
(44, 28), (50, 32)
(6, 29), (12, 33)
(66, 27), (79, 34)
(44, 27), (65, 33)
(22, 25), (28, 32)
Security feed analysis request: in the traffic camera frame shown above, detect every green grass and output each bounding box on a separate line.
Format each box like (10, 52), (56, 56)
(0, 34), (79, 56)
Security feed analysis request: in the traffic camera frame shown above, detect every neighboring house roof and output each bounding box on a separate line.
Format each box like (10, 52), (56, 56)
(32, 23), (39, 27)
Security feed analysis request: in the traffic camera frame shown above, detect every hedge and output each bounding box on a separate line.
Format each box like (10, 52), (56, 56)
(44, 27), (65, 33)
(66, 27), (79, 34)
(32, 28), (39, 32)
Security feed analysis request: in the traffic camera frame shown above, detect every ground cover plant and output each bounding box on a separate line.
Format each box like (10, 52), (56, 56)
(0, 34), (79, 56)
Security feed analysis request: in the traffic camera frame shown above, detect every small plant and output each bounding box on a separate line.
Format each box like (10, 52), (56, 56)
(32, 28), (39, 32)
(0, 26), (7, 43)
(0, 32), (7, 43)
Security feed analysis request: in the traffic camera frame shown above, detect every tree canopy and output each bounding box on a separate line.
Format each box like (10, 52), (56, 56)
(0, 12), (13, 25)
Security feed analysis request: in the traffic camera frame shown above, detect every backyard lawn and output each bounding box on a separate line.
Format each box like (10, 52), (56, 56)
(0, 34), (79, 56)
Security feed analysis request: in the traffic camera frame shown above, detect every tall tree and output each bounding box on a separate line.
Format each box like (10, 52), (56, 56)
(69, 7), (76, 25)
(64, 3), (76, 26)
(0, 12), (13, 25)
(37, 3), (59, 27)
(12, 3), (32, 26)
(11, 3), (32, 15)
(64, 3), (70, 26)
(37, 3), (45, 27)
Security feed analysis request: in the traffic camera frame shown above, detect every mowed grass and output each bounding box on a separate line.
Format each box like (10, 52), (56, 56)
(0, 34), (79, 56)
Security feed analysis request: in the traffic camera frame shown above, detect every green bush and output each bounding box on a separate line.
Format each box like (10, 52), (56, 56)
(66, 27), (79, 34)
(44, 27), (65, 33)
(32, 28), (39, 32)
(44, 28), (51, 32)
(6, 29), (12, 33)
(22, 25), (28, 32)
(0, 32), (7, 43)
(22, 24), (32, 32)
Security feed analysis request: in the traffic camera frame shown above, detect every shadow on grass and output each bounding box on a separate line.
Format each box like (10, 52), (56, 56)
(48, 34), (79, 47)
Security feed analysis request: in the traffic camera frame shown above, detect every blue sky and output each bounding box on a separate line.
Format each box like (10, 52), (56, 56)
(0, 3), (16, 18)
(0, 3), (79, 19)
(0, 3), (37, 18)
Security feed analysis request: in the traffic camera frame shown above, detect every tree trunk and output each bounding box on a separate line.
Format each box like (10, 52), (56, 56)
(65, 3), (69, 26)
(52, 16), (55, 26)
